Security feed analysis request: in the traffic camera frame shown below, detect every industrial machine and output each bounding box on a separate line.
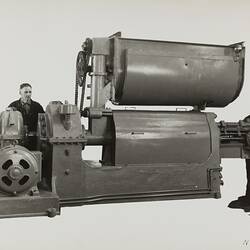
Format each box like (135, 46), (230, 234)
(0, 32), (249, 218)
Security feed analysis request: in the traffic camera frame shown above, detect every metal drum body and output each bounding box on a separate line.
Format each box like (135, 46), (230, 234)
(108, 37), (245, 107)
(85, 110), (222, 199)
(113, 111), (216, 165)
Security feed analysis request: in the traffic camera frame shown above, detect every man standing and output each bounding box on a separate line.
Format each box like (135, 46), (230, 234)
(228, 115), (250, 211)
(228, 161), (250, 211)
(8, 83), (44, 150)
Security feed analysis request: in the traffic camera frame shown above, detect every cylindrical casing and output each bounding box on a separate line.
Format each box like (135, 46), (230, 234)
(112, 110), (219, 165)
(109, 37), (245, 107)
(0, 145), (40, 194)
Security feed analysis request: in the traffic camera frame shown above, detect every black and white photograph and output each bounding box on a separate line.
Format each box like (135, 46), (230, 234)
(0, 1), (250, 249)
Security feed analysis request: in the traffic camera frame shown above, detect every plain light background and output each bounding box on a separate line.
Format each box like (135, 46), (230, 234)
(0, 0), (250, 249)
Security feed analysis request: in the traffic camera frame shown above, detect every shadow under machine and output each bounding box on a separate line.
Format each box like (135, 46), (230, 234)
(0, 32), (248, 218)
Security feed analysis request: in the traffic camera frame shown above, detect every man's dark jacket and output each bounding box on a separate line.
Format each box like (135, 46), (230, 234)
(8, 99), (44, 132)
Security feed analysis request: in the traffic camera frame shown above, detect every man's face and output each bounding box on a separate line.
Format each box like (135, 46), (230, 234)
(19, 86), (32, 102)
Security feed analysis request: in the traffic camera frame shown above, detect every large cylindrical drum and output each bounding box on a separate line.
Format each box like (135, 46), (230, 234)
(110, 37), (245, 107)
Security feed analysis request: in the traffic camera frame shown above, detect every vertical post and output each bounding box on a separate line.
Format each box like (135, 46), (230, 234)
(90, 55), (106, 108)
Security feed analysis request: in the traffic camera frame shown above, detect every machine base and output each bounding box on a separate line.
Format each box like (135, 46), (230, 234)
(60, 191), (219, 207)
(0, 191), (60, 218)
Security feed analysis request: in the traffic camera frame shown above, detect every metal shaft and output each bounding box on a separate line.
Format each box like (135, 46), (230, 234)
(90, 55), (106, 108)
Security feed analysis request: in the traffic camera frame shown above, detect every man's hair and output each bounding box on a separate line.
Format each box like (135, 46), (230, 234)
(20, 83), (32, 89)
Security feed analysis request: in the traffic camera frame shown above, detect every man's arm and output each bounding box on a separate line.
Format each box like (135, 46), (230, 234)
(36, 102), (45, 113)
(8, 101), (18, 110)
